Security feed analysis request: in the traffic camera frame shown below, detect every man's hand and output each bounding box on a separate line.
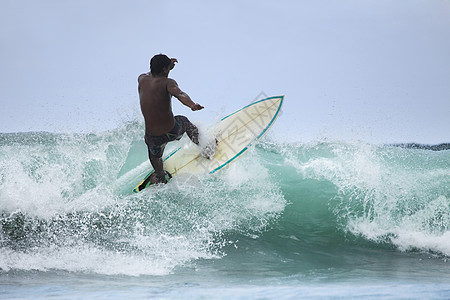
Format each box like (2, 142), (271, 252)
(169, 58), (178, 70)
(191, 103), (204, 111)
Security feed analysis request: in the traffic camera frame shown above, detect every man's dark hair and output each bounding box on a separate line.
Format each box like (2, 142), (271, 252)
(150, 54), (171, 75)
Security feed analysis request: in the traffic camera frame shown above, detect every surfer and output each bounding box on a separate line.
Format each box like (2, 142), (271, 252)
(138, 54), (204, 184)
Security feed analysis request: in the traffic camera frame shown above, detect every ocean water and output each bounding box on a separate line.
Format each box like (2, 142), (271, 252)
(1, 121), (449, 299)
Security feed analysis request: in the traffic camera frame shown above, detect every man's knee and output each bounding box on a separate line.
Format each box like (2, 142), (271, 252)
(174, 115), (198, 144)
(174, 115), (189, 126)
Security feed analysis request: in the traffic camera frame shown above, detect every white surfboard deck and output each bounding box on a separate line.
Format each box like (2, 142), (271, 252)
(133, 95), (284, 193)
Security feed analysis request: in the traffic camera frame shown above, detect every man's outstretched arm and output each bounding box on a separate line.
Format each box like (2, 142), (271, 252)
(167, 79), (204, 111)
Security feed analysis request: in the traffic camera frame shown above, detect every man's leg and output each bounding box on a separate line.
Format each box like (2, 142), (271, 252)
(175, 115), (199, 145)
(174, 115), (217, 159)
(148, 151), (165, 179)
(149, 151), (168, 184)
(145, 135), (169, 184)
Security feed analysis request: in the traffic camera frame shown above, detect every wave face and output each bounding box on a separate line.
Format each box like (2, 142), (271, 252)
(0, 122), (449, 277)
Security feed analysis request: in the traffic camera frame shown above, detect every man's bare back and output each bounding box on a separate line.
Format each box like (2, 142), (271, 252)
(139, 74), (175, 136)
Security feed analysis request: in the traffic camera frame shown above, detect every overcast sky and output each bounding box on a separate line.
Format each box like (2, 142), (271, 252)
(1, 0), (449, 143)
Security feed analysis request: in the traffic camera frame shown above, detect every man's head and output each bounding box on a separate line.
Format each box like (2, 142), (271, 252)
(150, 54), (171, 76)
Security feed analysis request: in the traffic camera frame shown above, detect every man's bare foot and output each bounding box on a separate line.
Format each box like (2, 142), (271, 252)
(150, 171), (172, 184)
(201, 138), (218, 159)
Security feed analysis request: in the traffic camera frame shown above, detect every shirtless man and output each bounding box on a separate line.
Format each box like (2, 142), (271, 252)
(138, 54), (203, 184)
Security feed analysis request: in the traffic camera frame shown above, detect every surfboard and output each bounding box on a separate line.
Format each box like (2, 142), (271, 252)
(133, 95), (284, 193)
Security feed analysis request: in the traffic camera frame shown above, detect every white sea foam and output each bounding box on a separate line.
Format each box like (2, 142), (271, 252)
(286, 141), (450, 257)
(0, 130), (286, 275)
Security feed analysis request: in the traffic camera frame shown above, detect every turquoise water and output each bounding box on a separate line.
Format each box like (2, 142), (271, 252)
(1, 122), (449, 299)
